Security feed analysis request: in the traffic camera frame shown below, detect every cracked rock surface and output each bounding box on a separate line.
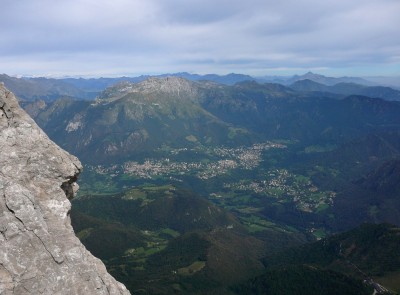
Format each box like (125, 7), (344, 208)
(0, 83), (130, 294)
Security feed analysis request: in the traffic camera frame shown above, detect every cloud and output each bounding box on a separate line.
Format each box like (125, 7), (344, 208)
(0, 0), (399, 76)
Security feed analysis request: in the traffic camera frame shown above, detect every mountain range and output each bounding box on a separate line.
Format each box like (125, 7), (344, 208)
(286, 71), (373, 86)
(2, 72), (399, 102)
(21, 77), (400, 164)
(290, 79), (400, 101)
(4, 73), (400, 294)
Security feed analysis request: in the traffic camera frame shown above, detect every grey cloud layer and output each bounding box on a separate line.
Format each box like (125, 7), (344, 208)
(1, 0), (399, 76)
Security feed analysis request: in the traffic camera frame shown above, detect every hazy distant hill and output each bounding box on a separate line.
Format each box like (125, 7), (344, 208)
(0, 74), (94, 100)
(365, 76), (400, 89)
(289, 79), (329, 92)
(291, 79), (400, 101)
(287, 72), (373, 86)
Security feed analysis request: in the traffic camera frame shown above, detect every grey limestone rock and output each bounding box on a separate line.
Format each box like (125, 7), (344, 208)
(0, 83), (130, 294)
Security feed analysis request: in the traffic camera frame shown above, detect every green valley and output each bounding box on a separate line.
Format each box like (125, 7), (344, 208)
(18, 76), (400, 294)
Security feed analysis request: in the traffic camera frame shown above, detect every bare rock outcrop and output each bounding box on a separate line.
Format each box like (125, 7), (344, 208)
(0, 83), (130, 294)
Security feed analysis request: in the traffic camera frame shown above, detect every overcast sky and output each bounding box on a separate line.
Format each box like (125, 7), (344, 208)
(1, 0), (399, 77)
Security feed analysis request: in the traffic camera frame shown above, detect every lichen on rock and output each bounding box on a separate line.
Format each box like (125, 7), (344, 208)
(0, 83), (130, 294)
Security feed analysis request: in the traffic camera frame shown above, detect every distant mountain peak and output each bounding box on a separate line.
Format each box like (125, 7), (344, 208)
(98, 76), (200, 102)
(290, 79), (328, 92)
(290, 72), (373, 86)
(302, 71), (323, 78)
(136, 76), (197, 93)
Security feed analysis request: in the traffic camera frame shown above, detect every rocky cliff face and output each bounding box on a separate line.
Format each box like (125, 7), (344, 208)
(0, 84), (130, 294)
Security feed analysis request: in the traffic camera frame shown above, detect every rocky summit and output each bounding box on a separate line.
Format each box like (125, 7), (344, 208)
(0, 83), (130, 294)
